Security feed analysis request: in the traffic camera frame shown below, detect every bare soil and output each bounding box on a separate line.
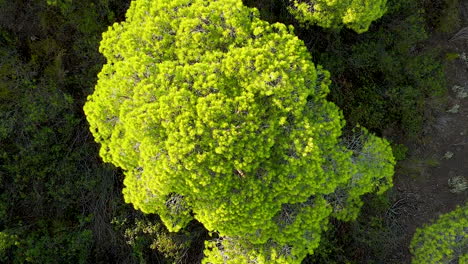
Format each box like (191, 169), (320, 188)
(387, 5), (468, 262)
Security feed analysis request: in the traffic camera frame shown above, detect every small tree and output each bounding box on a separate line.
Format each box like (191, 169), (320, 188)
(84, 0), (395, 262)
(410, 203), (468, 264)
(288, 0), (387, 33)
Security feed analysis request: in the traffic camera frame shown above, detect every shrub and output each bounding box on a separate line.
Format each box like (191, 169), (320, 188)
(410, 203), (468, 264)
(288, 0), (387, 33)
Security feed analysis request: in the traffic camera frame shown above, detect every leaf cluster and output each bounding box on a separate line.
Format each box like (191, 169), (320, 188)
(410, 204), (468, 264)
(84, 0), (395, 262)
(289, 0), (387, 33)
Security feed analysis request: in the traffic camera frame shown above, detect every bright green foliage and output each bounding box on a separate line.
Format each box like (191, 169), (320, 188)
(289, 0), (387, 33)
(328, 128), (394, 221)
(461, 253), (468, 264)
(410, 204), (468, 264)
(84, 0), (395, 262)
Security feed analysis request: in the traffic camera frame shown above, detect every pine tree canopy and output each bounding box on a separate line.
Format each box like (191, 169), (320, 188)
(289, 0), (387, 33)
(84, 0), (395, 262)
(410, 203), (468, 264)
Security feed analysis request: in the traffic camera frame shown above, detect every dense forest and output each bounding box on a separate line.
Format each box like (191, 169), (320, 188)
(0, 0), (466, 263)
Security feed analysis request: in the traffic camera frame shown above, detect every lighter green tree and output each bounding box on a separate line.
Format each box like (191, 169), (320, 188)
(289, 0), (387, 33)
(410, 203), (468, 264)
(84, 0), (395, 262)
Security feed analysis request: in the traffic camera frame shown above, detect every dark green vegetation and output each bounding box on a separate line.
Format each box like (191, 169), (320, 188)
(0, 0), (460, 263)
(246, 0), (447, 138)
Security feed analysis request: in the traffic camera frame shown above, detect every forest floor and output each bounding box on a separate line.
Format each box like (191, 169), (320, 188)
(389, 5), (468, 263)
